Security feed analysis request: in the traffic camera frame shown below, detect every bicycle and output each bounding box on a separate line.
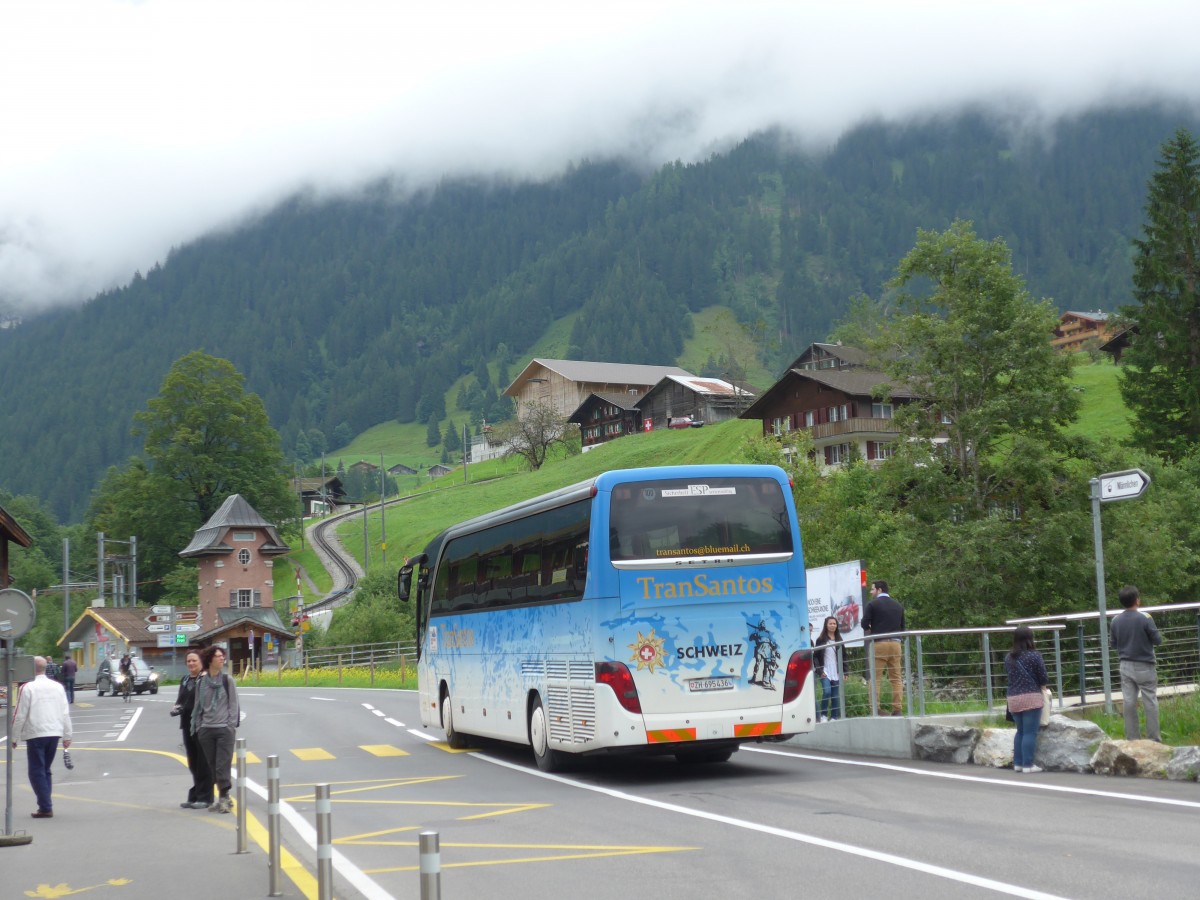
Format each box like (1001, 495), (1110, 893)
(119, 670), (132, 702)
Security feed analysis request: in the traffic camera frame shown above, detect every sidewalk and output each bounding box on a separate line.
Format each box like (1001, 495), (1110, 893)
(2, 746), (312, 899)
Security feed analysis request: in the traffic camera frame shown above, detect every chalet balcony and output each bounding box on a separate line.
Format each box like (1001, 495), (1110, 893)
(808, 417), (901, 441)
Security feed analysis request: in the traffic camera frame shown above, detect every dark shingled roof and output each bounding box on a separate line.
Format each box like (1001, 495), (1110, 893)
(179, 494), (289, 558)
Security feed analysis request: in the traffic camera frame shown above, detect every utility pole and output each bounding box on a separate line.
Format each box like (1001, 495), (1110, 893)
(463, 423), (469, 484)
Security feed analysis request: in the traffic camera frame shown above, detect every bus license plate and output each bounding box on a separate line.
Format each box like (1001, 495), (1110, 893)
(688, 677), (734, 692)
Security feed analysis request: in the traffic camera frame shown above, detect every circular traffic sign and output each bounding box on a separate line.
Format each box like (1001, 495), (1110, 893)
(0, 587), (36, 640)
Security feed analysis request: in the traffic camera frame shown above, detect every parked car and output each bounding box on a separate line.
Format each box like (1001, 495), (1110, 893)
(96, 656), (159, 696)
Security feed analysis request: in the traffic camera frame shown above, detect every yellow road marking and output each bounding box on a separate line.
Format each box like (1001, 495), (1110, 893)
(243, 751), (262, 764)
(359, 744), (409, 757)
(362, 843), (697, 874)
(291, 747), (335, 761)
(429, 741), (476, 753)
(243, 806), (320, 900)
(23, 878), (132, 898)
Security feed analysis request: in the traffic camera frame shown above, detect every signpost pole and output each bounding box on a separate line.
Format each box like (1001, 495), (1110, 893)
(1089, 478), (1114, 713)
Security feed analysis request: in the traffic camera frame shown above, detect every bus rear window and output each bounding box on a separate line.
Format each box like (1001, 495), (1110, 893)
(608, 477), (793, 561)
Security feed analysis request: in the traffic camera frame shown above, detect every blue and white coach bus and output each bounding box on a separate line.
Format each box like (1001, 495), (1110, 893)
(397, 464), (814, 770)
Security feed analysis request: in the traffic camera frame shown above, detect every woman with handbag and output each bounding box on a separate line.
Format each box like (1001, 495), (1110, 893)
(1004, 625), (1050, 773)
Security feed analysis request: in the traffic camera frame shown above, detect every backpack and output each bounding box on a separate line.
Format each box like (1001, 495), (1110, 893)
(45, 660), (60, 680)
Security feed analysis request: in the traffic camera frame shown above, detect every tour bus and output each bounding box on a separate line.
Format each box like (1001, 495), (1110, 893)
(397, 464), (814, 770)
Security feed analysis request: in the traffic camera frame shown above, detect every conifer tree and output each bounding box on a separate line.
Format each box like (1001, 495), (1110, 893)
(1120, 128), (1200, 459)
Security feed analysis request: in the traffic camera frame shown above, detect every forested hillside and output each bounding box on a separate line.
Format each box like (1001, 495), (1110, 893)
(1, 105), (1194, 521)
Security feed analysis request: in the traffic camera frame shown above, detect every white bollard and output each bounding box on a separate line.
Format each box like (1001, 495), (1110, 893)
(419, 830), (441, 900)
(235, 737), (248, 854)
(267, 755), (281, 896)
(316, 784), (333, 900)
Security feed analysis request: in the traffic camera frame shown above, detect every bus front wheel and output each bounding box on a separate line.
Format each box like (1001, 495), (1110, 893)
(528, 696), (568, 773)
(441, 688), (469, 750)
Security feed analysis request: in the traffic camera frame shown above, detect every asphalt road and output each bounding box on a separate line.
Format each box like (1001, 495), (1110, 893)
(17, 686), (1197, 900)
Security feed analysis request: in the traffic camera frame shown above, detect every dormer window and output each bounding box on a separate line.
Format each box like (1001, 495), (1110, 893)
(233, 531), (255, 541)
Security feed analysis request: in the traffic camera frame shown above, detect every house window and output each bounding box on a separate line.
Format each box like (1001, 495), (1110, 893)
(804, 410), (815, 428)
(232, 531), (255, 541)
(828, 404), (848, 423)
(235, 589), (253, 608)
(824, 443), (852, 465)
(238, 549), (251, 565)
(871, 402), (894, 419)
(772, 416), (791, 436)
(872, 441), (895, 460)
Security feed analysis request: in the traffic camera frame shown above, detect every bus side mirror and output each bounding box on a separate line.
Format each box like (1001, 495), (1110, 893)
(397, 554), (427, 601)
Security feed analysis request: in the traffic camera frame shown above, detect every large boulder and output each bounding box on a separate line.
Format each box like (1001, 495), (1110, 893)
(913, 723), (979, 763)
(973, 728), (1015, 768)
(1166, 746), (1200, 782)
(1090, 739), (1173, 777)
(1035, 716), (1106, 773)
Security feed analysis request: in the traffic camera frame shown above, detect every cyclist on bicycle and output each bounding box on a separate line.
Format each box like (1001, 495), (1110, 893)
(119, 653), (134, 699)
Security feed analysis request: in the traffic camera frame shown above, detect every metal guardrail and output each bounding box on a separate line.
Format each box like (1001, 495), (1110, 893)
(813, 602), (1200, 720)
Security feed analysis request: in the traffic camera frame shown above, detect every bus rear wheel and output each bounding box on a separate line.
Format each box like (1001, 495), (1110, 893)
(528, 696), (568, 773)
(441, 688), (469, 750)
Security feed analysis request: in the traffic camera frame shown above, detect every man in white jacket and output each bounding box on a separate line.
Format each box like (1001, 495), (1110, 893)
(11, 656), (74, 818)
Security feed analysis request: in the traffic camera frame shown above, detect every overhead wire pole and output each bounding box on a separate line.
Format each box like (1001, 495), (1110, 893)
(379, 453), (386, 569)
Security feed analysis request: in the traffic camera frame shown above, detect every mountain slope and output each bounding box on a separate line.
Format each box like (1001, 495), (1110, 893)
(0, 106), (1193, 521)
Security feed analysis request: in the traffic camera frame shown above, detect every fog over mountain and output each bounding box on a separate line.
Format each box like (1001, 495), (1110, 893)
(3, 0), (1200, 313)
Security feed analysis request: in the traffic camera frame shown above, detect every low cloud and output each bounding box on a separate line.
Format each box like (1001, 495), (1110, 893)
(2, 0), (1199, 311)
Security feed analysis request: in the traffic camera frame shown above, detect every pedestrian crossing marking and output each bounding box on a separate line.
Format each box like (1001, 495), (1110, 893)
(360, 744), (409, 757)
(291, 747), (335, 761)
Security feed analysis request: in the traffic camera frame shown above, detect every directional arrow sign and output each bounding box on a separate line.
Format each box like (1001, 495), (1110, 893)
(175, 623), (201, 632)
(1098, 468), (1151, 503)
(145, 614), (172, 624)
(173, 611), (200, 621)
(147, 623), (171, 633)
(150, 605), (174, 615)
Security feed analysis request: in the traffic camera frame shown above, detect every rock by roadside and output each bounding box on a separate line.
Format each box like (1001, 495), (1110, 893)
(913, 716), (1199, 780)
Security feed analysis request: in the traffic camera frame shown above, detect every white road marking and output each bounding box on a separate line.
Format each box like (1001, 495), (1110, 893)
(116, 706), (143, 742)
(362, 703), (375, 710)
(476, 753), (1069, 900)
(371, 710), (385, 717)
(243, 775), (393, 900)
(310, 697), (338, 702)
(408, 729), (436, 742)
(385, 718), (404, 727)
(746, 747), (1200, 810)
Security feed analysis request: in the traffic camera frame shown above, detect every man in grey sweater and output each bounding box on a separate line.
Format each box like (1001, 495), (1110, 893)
(1109, 585), (1162, 742)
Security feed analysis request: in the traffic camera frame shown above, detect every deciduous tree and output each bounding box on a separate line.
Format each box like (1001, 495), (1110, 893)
(496, 400), (578, 471)
(873, 221), (1078, 513)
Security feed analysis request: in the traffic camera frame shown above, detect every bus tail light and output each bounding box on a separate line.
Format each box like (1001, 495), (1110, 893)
(595, 661), (642, 714)
(782, 651), (812, 704)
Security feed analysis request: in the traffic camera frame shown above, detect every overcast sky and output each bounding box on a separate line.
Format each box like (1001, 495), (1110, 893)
(3, 0), (1199, 312)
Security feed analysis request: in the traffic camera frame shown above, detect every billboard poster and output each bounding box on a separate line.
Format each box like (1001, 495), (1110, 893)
(806, 560), (865, 647)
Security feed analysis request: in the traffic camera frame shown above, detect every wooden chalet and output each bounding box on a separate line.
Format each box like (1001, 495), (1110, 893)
(504, 358), (692, 420)
(0, 501), (33, 589)
(387, 463), (417, 476)
(636, 375), (753, 430)
(428, 464), (453, 479)
(569, 392), (644, 449)
(741, 362), (920, 468)
(1052, 311), (1116, 353)
(292, 476), (346, 516)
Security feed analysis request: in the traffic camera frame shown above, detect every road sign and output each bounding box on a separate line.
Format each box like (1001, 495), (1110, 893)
(1098, 468), (1151, 502)
(144, 614), (172, 624)
(156, 634), (175, 647)
(173, 611), (200, 622)
(174, 633), (189, 646)
(175, 623), (200, 632)
(150, 605), (174, 615)
(147, 623), (171, 633)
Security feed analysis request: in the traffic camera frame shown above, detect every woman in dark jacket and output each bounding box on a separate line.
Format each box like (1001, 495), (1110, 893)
(172, 649), (212, 809)
(1004, 625), (1050, 773)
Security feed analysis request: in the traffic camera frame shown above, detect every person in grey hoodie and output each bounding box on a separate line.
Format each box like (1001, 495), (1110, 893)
(191, 645), (239, 813)
(1110, 585), (1162, 742)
